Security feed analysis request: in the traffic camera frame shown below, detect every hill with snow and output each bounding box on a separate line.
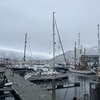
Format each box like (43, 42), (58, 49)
(0, 49), (50, 60)
(54, 46), (98, 64)
(0, 46), (98, 63)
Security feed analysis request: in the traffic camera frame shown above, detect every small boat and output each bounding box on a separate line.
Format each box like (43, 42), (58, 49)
(69, 67), (95, 74)
(69, 41), (95, 75)
(97, 24), (100, 80)
(41, 67), (60, 75)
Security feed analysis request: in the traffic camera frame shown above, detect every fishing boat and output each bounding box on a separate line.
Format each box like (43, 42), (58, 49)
(96, 24), (100, 79)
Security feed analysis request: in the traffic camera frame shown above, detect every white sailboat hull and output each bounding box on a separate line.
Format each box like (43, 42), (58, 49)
(69, 68), (95, 74)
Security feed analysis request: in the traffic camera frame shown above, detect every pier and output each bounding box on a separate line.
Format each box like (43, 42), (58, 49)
(5, 70), (56, 100)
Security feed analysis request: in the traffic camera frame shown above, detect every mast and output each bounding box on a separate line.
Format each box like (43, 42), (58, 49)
(97, 24), (100, 67)
(78, 33), (81, 64)
(53, 12), (55, 69)
(74, 42), (77, 69)
(78, 33), (80, 49)
(74, 43), (77, 99)
(23, 33), (27, 62)
(52, 12), (56, 99)
(83, 48), (86, 66)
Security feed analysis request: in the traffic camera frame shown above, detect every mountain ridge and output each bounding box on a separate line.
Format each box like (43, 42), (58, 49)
(0, 46), (98, 62)
(0, 49), (50, 60)
(54, 46), (98, 64)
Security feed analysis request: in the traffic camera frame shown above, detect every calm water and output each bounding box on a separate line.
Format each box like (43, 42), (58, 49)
(56, 72), (96, 100)
(36, 72), (96, 100)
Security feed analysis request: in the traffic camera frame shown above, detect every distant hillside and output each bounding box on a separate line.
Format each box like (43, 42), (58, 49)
(54, 46), (98, 64)
(0, 49), (50, 60)
(0, 46), (98, 63)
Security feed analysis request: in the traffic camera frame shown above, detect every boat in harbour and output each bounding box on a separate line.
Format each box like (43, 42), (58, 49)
(69, 40), (95, 75)
(95, 24), (100, 79)
(7, 33), (34, 76)
(69, 67), (95, 74)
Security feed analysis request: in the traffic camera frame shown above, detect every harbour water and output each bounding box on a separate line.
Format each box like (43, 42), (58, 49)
(55, 72), (96, 100)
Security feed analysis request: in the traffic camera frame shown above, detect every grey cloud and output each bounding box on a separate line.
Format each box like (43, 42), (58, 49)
(0, 0), (100, 57)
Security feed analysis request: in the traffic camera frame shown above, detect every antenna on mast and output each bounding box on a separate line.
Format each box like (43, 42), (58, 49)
(78, 33), (80, 48)
(23, 32), (27, 62)
(74, 42), (77, 68)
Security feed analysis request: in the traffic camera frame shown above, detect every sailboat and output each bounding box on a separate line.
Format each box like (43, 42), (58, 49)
(96, 24), (100, 79)
(69, 35), (95, 74)
(52, 12), (69, 73)
(24, 12), (68, 80)
(10, 33), (34, 76)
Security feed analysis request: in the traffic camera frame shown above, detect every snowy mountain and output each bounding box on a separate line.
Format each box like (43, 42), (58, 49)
(0, 49), (50, 60)
(0, 46), (98, 63)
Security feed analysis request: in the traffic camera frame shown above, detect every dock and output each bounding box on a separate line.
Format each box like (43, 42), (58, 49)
(5, 70), (55, 100)
(28, 73), (68, 82)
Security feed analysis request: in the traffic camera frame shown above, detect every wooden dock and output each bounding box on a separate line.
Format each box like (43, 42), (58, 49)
(5, 70), (56, 100)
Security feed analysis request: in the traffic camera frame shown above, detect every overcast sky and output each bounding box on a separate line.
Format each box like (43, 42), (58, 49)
(0, 0), (100, 57)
